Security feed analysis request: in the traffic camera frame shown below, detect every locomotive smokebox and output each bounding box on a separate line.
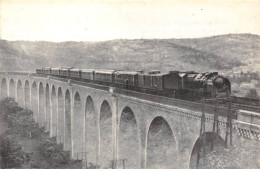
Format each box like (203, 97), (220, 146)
(214, 77), (224, 89)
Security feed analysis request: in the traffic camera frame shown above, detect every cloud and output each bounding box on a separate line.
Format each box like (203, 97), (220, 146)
(1, 0), (260, 41)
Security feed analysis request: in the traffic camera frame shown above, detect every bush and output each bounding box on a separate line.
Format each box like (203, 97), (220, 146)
(38, 139), (70, 166)
(0, 133), (30, 168)
(245, 89), (259, 99)
(0, 98), (36, 137)
(8, 109), (35, 137)
(0, 98), (20, 120)
(37, 138), (83, 168)
(204, 142), (260, 168)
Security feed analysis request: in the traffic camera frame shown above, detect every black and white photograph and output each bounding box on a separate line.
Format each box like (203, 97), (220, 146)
(0, 0), (259, 169)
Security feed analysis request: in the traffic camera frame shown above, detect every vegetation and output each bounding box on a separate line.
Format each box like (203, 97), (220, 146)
(1, 34), (259, 73)
(37, 138), (70, 166)
(0, 98), (84, 169)
(0, 98), (21, 121)
(0, 133), (30, 168)
(229, 71), (259, 84)
(35, 138), (82, 168)
(0, 98), (36, 168)
(204, 142), (260, 169)
(0, 98), (36, 137)
(245, 89), (259, 99)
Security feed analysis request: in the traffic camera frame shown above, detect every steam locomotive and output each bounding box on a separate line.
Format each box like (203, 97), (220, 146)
(36, 67), (231, 100)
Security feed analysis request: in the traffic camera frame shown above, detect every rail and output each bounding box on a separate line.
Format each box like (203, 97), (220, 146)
(3, 72), (260, 116)
(113, 88), (237, 118)
(49, 76), (110, 92)
(0, 72), (48, 78)
(0, 72), (32, 76)
(231, 96), (260, 106)
(49, 75), (236, 118)
(235, 104), (260, 113)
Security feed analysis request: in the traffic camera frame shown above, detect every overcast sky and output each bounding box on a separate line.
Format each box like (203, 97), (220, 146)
(0, 0), (259, 42)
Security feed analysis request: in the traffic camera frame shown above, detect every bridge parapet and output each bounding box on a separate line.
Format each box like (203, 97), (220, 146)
(233, 120), (260, 140)
(113, 87), (235, 117)
(1, 72), (260, 169)
(0, 72), (33, 76)
(233, 110), (260, 141)
(238, 110), (260, 125)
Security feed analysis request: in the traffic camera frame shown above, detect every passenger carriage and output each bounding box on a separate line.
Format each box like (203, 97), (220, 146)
(35, 67), (231, 100)
(36, 68), (43, 74)
(70, 68), (81, 78)
(50, 68), (60, 76)
(42, 67), (51, 75)
(94, 69), (116, 86)
(81, 69), (95, 81)
(114, 71), (141, 89)
(60, 67), (73, 77)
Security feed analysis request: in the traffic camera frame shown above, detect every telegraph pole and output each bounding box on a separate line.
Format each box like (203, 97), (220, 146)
(196, 97), (206, 168)
(225, 97), (233, 146)
(211, 96), (219, 150)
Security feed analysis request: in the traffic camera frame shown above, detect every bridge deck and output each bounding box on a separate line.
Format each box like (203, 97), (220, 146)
(0, 72), (244, 118)
(45, 74), (235, 118)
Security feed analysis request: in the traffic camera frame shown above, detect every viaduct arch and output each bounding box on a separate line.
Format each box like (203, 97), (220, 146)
(9, 79), (15, 98)
(84, 96), (97, 165)
(99, 100), (113, 168)
(0, 73), (258, 169)
(17, 79), (23, 106)
(118, 106), (141, 168)
(1, 78), (7, 98)
(24, 80), (30, 108)
(146, 116), (178, 168)
(51, 85), (57, 137)
(64, 89), (72, 153)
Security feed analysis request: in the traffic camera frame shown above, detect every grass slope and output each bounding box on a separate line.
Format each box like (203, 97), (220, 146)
(0, 34), (259, 73)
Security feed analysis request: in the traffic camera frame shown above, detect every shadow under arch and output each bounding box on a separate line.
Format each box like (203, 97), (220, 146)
(39, 82), (45, 127)
(72, 92), (84, 159)
(31, 81), (38, 122)
(1, 78), (7, 98)
(17, 79), (23, 105)
(146, 116), (178, 169)
(64, 89), (72, 154)
(9, 79), (15, 98)
(51, 85), (57, 137)
(118, 106), (141, 169)
(24, 80), (30, 108)
(85, 95), (97, 166)
(57, 87), (64, 144)
(189, 132), (225, 169)
(99, 100), (112, 168)
(45, 84), (50, 131)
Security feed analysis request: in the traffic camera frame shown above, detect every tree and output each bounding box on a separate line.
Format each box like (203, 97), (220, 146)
(0, 134), (30, 168)
(245, 89), (259, 99)
(0, 98), (20, 120)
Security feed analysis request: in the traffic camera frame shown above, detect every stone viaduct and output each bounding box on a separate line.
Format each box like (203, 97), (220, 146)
(0, 72), (259, 168)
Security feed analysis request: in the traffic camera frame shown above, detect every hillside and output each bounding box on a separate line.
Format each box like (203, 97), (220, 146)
(1, 34), (259, 73)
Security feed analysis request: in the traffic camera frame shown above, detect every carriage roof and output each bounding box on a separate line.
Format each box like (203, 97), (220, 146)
(114, 71), (141, 75)
(81, 69), (95, 72)
(95, 69), (116, 74)
(70, 68), (81, 72)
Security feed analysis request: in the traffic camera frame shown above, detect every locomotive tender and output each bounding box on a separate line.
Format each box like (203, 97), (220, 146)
(36, 67), (231, 100)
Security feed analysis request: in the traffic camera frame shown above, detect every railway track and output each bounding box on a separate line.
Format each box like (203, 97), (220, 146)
(3, 72), (260, 114)
(39, 73), (260, 114)
(205, 97), (260, 113)
(231, 103), (260, 113)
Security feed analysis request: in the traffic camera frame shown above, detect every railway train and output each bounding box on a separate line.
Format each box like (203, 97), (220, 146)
(36, 67), (231, 100)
